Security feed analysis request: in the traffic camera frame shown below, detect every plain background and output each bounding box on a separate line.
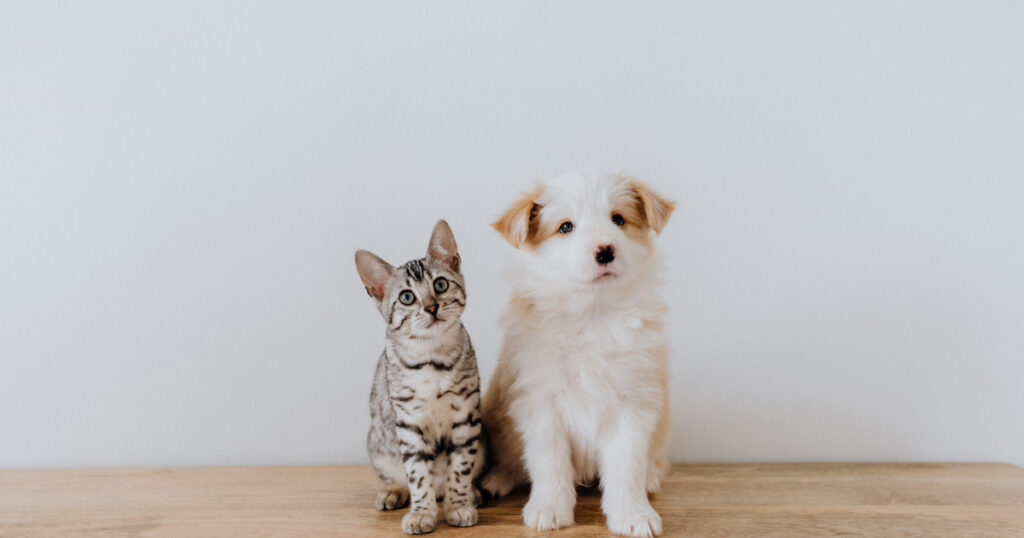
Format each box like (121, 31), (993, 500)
(2, 2), (1022, 469)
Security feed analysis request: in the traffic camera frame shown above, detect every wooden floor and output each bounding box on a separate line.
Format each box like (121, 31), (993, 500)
(2, 463), (1024, 537)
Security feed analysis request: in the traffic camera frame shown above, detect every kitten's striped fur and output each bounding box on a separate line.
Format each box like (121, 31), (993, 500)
(356, 220), (485, 535)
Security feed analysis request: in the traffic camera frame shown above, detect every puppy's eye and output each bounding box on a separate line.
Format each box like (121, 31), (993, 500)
(398, 290), (416, 305)
(433, 277), (449, 293)
(611, 213), (625, 226)
(558, 221), (574, 234)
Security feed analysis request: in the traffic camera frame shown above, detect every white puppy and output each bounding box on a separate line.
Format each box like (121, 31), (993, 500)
(481, 171), (674, 537)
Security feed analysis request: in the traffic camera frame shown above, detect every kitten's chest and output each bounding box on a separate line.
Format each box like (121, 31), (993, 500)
(397, 369), (460, 416)
(401, 366), (451, 392)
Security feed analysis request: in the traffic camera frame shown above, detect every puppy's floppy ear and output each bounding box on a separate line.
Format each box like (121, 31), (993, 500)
(492, 184), (544, 249)
(355, 249), (394, 301)
(626, 177), (675, 234)
(427, 219), (460, 272)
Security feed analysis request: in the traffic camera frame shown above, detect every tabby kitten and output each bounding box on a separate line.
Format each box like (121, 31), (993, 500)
(355, 219), (485, 535)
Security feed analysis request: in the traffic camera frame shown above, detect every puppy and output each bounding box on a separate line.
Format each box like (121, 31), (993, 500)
(481, 171), (674, 537)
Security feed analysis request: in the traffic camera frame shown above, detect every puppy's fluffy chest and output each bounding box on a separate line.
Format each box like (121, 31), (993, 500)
(513, 301), (665, 407)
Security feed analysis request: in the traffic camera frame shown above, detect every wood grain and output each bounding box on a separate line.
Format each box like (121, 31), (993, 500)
(2, 463), (1023, 537)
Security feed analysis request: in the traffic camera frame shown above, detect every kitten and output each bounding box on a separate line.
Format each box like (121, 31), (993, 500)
(355, 219), (485, 535)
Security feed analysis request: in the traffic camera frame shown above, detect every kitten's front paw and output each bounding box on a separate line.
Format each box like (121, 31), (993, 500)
(445, 505), (478, 527)
(523, 497), (575, 531)
(402, 511), (438, 535)
(606, 505), (662, 537)
(374, 485), (409, 510)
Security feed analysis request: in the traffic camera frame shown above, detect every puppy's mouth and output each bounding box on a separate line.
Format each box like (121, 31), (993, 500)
(590, 270), (619, 283)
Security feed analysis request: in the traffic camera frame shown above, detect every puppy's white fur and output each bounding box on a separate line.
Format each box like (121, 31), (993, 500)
(482, 171), (674, 537)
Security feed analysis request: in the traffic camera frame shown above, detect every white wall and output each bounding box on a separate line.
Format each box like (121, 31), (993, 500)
(2, 2), (1022, 469)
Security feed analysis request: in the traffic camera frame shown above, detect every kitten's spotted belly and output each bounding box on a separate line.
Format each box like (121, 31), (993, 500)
(407, 369), (464, 438)
(375, 370), (466, 498)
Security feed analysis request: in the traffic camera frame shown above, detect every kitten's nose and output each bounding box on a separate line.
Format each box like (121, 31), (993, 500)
(424, 304), (439, 317)
(595, 245), (615, 265)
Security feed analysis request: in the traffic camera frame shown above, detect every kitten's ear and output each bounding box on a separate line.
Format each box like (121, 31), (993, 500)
(492, 184), (544, 249)
(427, 219), (460, 273)
(355, 250), (394, 301)
(626, 177), (675, 234)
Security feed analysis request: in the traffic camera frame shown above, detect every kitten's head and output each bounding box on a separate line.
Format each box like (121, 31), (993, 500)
(355, 220), (466, 339)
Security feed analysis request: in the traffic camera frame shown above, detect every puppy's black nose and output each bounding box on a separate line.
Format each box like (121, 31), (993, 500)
(595, 245), (615, 265)
(424, 304), (439, 317)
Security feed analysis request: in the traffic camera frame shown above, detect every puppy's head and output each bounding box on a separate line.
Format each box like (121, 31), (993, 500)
(493, 172), (674, 290)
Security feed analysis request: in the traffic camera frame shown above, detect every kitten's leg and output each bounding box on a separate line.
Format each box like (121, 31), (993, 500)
(520, 407), (576, 531)
(400, 444), (439, 534)
(370, 451), (411, 510)
(600, 411), (662, 538)
(443, 420), (483, 526)
(375, 482), (410, 510)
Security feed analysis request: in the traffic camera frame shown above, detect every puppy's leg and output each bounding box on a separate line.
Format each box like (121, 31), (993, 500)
(645, 456), (669, 495)
(521, 409), (576, 531)
(646, 400), (672, 494)
(480, 357), (526, 498)
(600, 413), (662, 537)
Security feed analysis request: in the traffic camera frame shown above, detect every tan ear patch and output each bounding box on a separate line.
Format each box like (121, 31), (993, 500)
(492, 184), (545, 249)
(625, 177), (675, 234)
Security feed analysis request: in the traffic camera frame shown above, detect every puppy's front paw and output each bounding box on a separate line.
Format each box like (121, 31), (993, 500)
(523, 497), (575, 531)
(445, 505), (478, 527)
(606, 505), (662, 537)
(402, 511), (437, 534)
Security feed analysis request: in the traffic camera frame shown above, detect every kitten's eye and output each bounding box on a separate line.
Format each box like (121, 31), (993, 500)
(611, 213), (625, 226)
(433, 277), (449, 293)
(398, 290), (416, 305)
(558, 221), (574, 234)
